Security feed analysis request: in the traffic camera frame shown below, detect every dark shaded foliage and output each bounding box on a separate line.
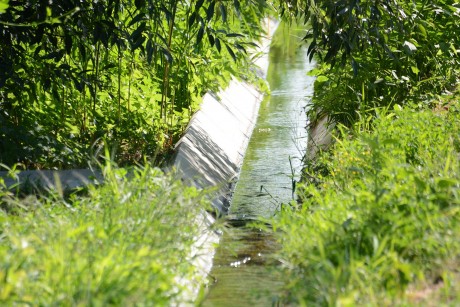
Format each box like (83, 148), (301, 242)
(0, 0), (267, 168)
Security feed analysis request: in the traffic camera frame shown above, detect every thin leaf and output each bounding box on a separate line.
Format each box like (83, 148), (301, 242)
(196, 22), (204, 45)
(235, 43), (246, 54)
(206, 1), (215, 22)
(225, 43), (236, 62)
(219, 3), (227, 23)
(147, 38), (154, 64)
(233, 0), (240, 15)
(351, 58), (358, 76)
(215, 37), (221, 53)
(195, 0), (205, 11)
(161, 47), (173, 64)
(207, 32), (215, 47)
(226, 33), (244, 38)
(188, 11), (196, 27)
(128, 12), (146, 27)
(245, 42), (259, 48)
(130, 22), (146, 42)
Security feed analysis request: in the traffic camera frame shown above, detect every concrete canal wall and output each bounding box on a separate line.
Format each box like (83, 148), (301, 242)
(306, 115), (334, 161)
(173, 18), (279, 303)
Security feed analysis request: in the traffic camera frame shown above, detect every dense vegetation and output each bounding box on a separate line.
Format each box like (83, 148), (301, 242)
(273, 100), (460, 305)
(0, 0), (267, 168)
(0, 165), (213, 305)
(281, 0), (460, 126)
(271, 0), (460, 305)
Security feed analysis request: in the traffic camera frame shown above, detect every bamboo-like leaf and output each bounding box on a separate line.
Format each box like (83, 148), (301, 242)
(161, 47), (173, 64)
(233, 0), (240, 15)
(351, 58), (358, 76)
(206, 1), (215, 22)
(235, 43), (246, 54)
(196, 22), (204, 45)
(188, 11), (196, 27)
(128, 12), (146, 27)
(215, 37), (221, 53)
(207, 32), (215, 47)
(161, 4), (172, 24)
(132, 36), (145, 50)
(130, 22), (146, 42)
(245, 42), (259, 48)
(0, 0), (9, 14)
(195, 0), (205, 11)
(226, 33), (244, 38)
(219, 3), (227, 23)
(147, 38), (154, 64)
(225, 43), (236, 62)
(307, 40), (316, 57)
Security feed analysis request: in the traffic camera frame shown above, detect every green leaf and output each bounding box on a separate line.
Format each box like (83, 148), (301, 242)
(437, 178), (457, 189)
(128, 12), (146, 27)
(417, 24), (427, 38)
(225, 43), (236, 62)
(196, 22), (204, 45)
(146, 38), (154, 64)
(161, 47), (173, 64)
(219, 3), (227, 23)
(450, 44), (458, 56)
(0, 0), (9, 14)
(188, 11), (196, 27)
(130, 22), (146, 42)
(207, 32), (215, 47)
(195, 0), (205, 11)
(215, 37), (221, 53)
(206, 1), (215, 22)
(233, 0), (240, 15)
(235, 43), (246, 54)
(226, 33), (244, 38)
(411, 66), (419, 75)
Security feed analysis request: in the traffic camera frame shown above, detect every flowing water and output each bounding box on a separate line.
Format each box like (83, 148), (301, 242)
(201, 23), (316, 306)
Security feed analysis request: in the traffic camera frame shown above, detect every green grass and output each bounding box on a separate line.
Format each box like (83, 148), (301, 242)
(0, 165), (210, 305)
(272, 98), (460, 306)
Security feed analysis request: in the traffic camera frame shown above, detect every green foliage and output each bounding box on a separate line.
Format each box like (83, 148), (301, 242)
(0, 165), (210, 305)
(280, 0), (460, 126)
(0, 0), (268, 168)
(272, 102), (460, 305)
(0, 0), (8, 14)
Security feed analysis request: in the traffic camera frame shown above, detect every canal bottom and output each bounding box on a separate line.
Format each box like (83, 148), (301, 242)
(200, 222), (284, 306)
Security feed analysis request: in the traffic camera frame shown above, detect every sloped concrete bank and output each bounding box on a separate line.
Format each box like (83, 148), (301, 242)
(0, 168), (103, 192)
(306, 115), (334, 161)
(173, 18), (279, 302)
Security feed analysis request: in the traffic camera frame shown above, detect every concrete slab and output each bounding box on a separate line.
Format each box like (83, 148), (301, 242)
(0, 169), (103, 192)
(307, 115), (335, 161)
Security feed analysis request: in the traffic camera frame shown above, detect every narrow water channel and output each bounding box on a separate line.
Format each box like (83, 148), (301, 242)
(201, 23), (316, 306)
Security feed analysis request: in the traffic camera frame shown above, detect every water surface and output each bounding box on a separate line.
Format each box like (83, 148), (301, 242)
(229, 27), (316, 220)
(201, 23), (315, 306)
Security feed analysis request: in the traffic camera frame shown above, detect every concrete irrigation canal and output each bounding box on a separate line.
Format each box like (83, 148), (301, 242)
(201, 23), (316, 306)
(0, 20), (318, 306)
